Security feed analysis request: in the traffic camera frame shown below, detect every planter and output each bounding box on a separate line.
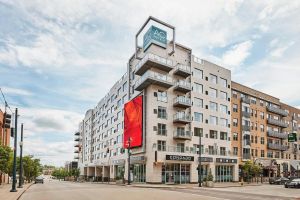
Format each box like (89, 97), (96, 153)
(207, 181), (214, 187)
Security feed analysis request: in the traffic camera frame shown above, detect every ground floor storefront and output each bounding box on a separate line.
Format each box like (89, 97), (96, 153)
(80, 154), (239, 184)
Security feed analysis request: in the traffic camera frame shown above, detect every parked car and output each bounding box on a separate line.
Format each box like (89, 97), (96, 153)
(284, 178), (300, 188)
(274, 177), (290, 185)
(35, 176), (44, 184)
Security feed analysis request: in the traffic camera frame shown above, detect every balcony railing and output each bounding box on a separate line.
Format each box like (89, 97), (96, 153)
(74, 150), (79, 153)
(174, 80), (192, 93)
(267, 143), (289, 151)
(267, 118), (288, 128)
(135, 71), (173, 91)
(242, 125), (251, 131)
(267, 130), (288, 139)
(173, 130), (192, 140)
(173, 64), (191, 78)
(74, 156), (79, 160)
(74, 137), (80, 142)
(74, 132), (80, 136)
(242, 111), (251, 118)
(135, 53), (174, 75)
(267, 106), (288, 117)
(173, 112), (191, 124)
(74, 143), (80, 147)
(241, 97), (250, 104)
(173, 96), (192, 108)
(242, 153), (251, 160)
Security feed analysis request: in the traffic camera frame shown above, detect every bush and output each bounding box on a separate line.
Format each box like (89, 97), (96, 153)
(207, 169), (213, 181)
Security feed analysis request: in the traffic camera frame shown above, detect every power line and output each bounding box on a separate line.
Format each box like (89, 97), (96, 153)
(0, 87), (13, 113)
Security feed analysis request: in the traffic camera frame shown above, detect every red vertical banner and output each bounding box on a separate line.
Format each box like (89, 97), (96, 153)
(123, 95), (143, 149)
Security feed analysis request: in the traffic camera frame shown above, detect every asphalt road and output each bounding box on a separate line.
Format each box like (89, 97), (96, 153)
(20, 180), (296, 200)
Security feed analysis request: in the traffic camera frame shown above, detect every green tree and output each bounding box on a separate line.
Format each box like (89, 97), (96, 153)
(242, 161), (262, 183)
(0, 145), (12, 184)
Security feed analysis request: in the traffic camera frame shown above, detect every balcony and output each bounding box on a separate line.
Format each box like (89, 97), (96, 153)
(74, 143), (80, 148)
(267, 130), (288, 139)
(74, 132), (80, 136)
(267, 106), (288, 117)
(173, 112), (191, 124)
(166, 146), (186, 153)
(267, 143), (289, 151)
(242, 153), (251, 160)
(241, 97), (250, 104)
(74, 156), (79, 160)
(74, 150), (79, 153)
(135, 71), (173, 91)
(242, 111), (250, 118)
(173, 96), (192, 108)
(242, 125), (251, 131)
(173, 80), (192, 93)
(173, 64), (191, 78)
(173, 130), (192, 140)
(135, 53), (174, 76)
(74, 137), (80, 142)
(267, 118), (288, 128)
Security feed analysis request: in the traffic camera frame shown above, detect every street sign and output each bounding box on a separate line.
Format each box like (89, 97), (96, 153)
(288, 132), (297, 142)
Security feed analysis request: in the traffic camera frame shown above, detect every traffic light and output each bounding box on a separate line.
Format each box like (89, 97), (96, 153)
(3, 112), (11, 128)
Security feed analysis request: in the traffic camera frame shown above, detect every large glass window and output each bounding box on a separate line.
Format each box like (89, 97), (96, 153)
(220, 78), (227, 88)
(210, 115), (218, 125)
(209, 130), (218, 139)
(210, 74), (217, 84)
(194, 68), (203, 79)
(215, 166), (233, 182)
(157, 140), (166, 151)
(158, 106), (167, 119)
(194, 127), (203, 137)
(220, 104), (227, 114)
(220, 91), (227, 100)
(132, 164), (146, 183)
(220, 132), (228, 140)
(209, 101), (218, 111)
(194, 112), (203, 122)
(220, 118), (228, 127)
(194, 97), (203, 108)
(209, 88), (217, 98)
(162, 164), (190, 184)
(157, 123), (167, 136)
(194, 83), (203, 94)
(157, 90), (167, 102)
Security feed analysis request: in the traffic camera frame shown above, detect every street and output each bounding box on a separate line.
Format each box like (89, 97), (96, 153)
(19, 180), (300, 200)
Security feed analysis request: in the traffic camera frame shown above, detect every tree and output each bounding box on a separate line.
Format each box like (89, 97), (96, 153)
(242, 161), (262, 183)
(0, 145), (12, 184)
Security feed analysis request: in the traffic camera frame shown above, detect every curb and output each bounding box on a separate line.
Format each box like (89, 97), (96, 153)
(17, 183), (33, 200)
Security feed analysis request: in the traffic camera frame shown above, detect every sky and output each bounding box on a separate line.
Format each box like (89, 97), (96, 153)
(0, 0), (299, 167)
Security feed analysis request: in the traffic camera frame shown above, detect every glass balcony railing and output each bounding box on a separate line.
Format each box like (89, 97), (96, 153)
(267, 106), (288, 116)
(267, 143), (289, 151)
(267, 118), (288, 128)
(135, 53), (174, 75)
(174, 64), (191, 77)
(173, 96), (191, 108)
(135, 71), (173, 91)
(173, 112), (191, 123)
(267, 130), (288, 139)
(173, 130), (192, 140)
(174, 80), (192, 93)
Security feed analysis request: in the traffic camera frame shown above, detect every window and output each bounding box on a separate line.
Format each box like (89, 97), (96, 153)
(260, 112), (264, 119)
(233, 104), (238, 112)
(220, 104), (228, 114)
(220, 78), (227, 87)
(233, 147), (238, 156)
(209, 102), (218, 111)
(194, 83), (203, 93)
(177, 143), (185, 153)
(123, 82), (127, 92)
(220, 118), (228, 127)
(233, 133), (238, 141)
(220, 147), (226, 155)
(261, 150), (265, 158)
(220, 132), (228, 140)
(267, 151), (273, 158)
(260, 100), (264, 106)
(194, 68), (203, 79)
(157, 123), (167, 136)
(232, 91), (238, 98)
(158, 106), (167, 119)
(209, 145), (215, 155)
(117, 87), (121, 95)
(250, 97), (256, 104)
(194, 112), (203, 122)
(233, 118), (238, 127)
(260, 124), (265, 132)
(209, 116), (218, 125)
(261, 137), (265, 145)
(210, 74), (217, 84)
(194, 97), (203, 108)
(194, 127), (203, 137)
(122, 95), (127, 104)
(157, 140), (166, 151)
(193, 144), (203, 154)
(209, 88), (217, 98)
(220, 91), (227, 100)
(209, 130), (218, 139)
(157, 90), (167, 102)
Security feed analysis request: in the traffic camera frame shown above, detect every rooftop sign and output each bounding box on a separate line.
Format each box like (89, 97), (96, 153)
(143, 26), (167, 51)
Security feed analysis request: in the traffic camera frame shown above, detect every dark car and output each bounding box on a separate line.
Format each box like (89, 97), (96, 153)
(35, 176), (44, 184)
(284, 178), (300, 188)
(273, 177), (289, 185)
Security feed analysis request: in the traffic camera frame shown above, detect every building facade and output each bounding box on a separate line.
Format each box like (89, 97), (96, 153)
(231, 82), (300, 179)
(0, 109), (11, 184)
(76, 17), (299, 184)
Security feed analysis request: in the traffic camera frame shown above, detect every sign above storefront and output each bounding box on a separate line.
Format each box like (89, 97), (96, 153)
(143, 26), (167, 51)
(166, 155), (194, 161)
(130, 156), (146, 163)
(216, 158), (237, 164)
(112, 159), (125, 165)
(198, 157), (213, 162)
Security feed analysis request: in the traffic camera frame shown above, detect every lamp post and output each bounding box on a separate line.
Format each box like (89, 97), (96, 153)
(10, 108), (18, 192)
(198, 133), (202, 187)
(18, 123), (24, 188)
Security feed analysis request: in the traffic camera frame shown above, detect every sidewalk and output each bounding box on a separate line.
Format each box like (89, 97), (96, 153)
(0, 183), (33, 200)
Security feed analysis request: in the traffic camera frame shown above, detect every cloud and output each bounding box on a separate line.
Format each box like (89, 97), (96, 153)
(1, 87), (33, 96)
(221, 40), (253, 70)
(269, 41), (295, 58)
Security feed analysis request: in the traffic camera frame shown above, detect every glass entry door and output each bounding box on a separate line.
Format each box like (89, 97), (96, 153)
(162, 163), (190, 184)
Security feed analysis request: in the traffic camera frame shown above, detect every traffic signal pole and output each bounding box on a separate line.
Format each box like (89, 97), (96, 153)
(10, 108), (18, 192)
(18, 123), (23, 188)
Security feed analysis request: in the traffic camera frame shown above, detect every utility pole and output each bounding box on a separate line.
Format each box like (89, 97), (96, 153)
(18, 123), (23, 188)
(198, 133), (202, 187)
(10, 108), (18, 192)
(127, 138), (131, 185)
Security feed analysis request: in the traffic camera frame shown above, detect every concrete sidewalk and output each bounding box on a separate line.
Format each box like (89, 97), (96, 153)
(0, 183), (33, 200)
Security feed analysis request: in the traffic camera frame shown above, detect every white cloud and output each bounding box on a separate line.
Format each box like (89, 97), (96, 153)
(1, 87), (33, 96)
(221, 40), (253, 70)
(269, 41), (294, 58)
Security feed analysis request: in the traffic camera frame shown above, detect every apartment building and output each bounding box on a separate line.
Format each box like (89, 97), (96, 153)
(231, 82), (300, 178)
(76, 17), (239, 184)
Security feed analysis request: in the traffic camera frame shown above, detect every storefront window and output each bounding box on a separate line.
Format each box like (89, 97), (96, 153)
(215, 165), (233, 182)
(162, 164), (190, 184)
(132, 164), (146, 183)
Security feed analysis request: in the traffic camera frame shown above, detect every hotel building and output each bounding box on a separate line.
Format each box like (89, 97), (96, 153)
(75, 17), (299, 184)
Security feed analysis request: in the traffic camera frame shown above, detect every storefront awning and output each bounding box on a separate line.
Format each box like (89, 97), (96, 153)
(290, 160), (300, 170)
